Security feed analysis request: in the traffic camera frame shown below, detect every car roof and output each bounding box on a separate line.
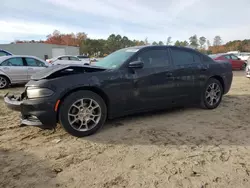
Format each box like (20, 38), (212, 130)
(0, 55), (46, 62)
(125, 45), (201, 52)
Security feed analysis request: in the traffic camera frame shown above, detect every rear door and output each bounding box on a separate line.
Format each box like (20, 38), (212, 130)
(24, 57), (47, 79)
(224, 55), (236, 69)
(230, 54), (244, 69)
(0, 57), (27, 83)
(169, 47), (202, 101)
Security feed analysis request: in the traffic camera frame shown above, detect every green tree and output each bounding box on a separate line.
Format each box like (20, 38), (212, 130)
(166, 36), (172, 45)
(199, 36), (206, 49)
(152, 41), (158, 45)
(213, 36), (222, 46)
(158, 41), (164, 45)
(189, 35), (198, 48)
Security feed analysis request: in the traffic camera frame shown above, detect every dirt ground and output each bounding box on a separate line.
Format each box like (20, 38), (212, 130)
(0, 71), (250, 188)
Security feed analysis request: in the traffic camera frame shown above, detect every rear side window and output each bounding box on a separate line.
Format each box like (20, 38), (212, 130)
(59, 57), (69, 60)
(171, 48), (201, 65)
(134, 49), (170, 68)
(25, 58), (45, 67)
(69, 56), (80, 61)
(1, 57), (24, 66)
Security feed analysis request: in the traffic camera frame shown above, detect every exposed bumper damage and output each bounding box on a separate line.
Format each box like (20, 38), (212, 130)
(4, 92), (57, 129)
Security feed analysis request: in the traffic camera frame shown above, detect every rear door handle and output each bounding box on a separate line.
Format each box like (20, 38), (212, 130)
(28, 68), (33, 70)
(200, 67), (208, 71)
(166, 72), (173, 77)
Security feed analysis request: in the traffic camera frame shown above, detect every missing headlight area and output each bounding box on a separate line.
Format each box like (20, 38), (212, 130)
(48, 66), (106, 79)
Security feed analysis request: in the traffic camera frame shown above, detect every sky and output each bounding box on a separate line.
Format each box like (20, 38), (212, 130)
(1, 0), (250, 44)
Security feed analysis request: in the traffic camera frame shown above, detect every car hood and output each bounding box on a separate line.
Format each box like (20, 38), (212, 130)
(31, 64), (107, 80)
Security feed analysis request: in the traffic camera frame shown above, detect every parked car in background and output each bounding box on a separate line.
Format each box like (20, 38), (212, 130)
(246, 57), (250, 79)
(46, 55), (81, 64)
(227, 51), (250, 62)
(0, 55), (48, 89)
(4, 46), (233, 137)
(209, 53), (247, 70)
(77, 55), (90, 64)
(0, 49), (13, 56)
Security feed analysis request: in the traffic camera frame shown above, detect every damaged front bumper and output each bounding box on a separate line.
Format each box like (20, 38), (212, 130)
(4, 92), (57, 129)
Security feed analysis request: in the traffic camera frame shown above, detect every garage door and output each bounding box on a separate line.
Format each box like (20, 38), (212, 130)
(52, 48), (65, 57)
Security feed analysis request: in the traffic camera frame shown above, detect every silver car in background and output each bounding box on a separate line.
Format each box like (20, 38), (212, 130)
(0, 55), (49, 89)
(46, 55), (82, 64)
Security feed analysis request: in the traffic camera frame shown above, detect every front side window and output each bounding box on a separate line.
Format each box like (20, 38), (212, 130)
(1, 57), (24, 66)
(0, 51), (8, 56)
(224, 55), (231, 59)
(133, 49), (169, 68)
(171, 48), (201, 65)
(231, 55), (239, 60)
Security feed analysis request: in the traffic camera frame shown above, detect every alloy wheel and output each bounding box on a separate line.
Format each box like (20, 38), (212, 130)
(67, 98), (101, 131)
(205, 83), (221, 106)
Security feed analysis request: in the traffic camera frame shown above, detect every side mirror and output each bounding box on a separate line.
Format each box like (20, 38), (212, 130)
(128, 61), (144, 69)
(238, 58), (241, 60)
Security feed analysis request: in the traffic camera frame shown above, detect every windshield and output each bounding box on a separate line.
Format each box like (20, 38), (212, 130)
(94, 48), (138, 69)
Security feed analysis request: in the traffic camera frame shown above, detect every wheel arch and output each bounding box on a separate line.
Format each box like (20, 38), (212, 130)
(56, 86), (110, 121)
(209, 75), (225, 93)
(0, 74), (11, 84)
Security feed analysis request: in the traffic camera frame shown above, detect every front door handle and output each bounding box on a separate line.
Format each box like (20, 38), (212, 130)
(28, 68), (33, 70)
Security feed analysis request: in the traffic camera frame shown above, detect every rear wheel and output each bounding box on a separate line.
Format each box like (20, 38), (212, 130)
(59, 90), (107, 137)
(0, 76), (9, 89)
(200, 78), (223, 109)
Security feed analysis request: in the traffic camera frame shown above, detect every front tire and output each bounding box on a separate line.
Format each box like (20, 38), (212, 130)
(0, 76), (9, 89)
(200, 78), (223, 109)
(59, 90), (107, 137)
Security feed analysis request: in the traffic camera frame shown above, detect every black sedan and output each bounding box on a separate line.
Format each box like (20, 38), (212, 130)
(4, 45), (233, 137)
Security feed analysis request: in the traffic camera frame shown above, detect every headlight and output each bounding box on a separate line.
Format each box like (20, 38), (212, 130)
(26, 87), (54, 99)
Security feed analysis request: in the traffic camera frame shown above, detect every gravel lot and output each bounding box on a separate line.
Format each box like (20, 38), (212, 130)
(1, 71), (250, 188)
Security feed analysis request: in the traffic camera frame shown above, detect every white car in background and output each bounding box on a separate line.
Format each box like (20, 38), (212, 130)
(246, 57), (250, 79)
(227, 51), (250, 62)
(46, 55), (82, 64)
(0, 55), (49, 89)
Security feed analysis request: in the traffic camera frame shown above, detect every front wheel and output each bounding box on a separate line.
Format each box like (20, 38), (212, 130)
(59, 90), (107, 137)
(0, 76), (9, 89)
(200, 78), (223, 109)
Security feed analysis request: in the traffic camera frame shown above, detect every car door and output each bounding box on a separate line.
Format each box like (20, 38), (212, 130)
(24, 57), (47, 79)
(230, 54), (243, 69)
(224, 55), (236, 69)
(126, 47), (175, 110)
(0, 57), (27, 83)
(169, 47), (202, 102)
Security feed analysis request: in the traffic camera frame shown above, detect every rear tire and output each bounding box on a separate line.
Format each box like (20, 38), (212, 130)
(59, 90), (107, 137)
(200, 78), (223, 109)
(0, 76), (9, 89)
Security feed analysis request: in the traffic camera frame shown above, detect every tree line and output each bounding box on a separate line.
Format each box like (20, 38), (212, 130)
(12, 30), (250, 57)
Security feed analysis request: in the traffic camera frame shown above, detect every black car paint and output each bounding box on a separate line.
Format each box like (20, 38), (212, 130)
(5, 46), (233, 128)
